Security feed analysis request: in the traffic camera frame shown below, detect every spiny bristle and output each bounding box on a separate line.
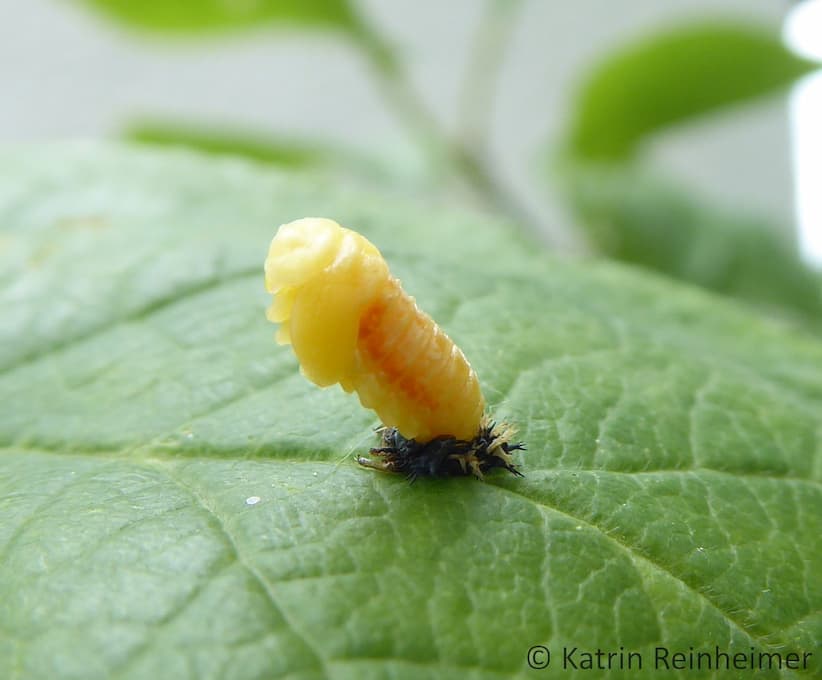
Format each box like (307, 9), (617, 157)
(358, 417), (525, 480)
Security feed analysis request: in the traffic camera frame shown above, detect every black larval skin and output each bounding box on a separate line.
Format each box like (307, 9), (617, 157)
(364, 423), (525, 481)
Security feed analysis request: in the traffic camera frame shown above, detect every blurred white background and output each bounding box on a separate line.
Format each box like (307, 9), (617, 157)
(0, 0), (807, 249)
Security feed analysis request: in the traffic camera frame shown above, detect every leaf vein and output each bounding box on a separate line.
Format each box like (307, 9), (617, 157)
(145, 461), (329, 676)
(490, 482), (787, 655)
(0, 266), (259, 375)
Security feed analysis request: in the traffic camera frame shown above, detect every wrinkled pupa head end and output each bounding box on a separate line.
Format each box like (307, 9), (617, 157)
(263, 218), (341, 343)
(264, 217), (343, 294)
(264, 218), (345, 338)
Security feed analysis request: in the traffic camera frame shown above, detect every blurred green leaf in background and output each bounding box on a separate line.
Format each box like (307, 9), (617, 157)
(555, 21), (821, 325)
(561, 163), (822, 326)
(127, 121), (332, 168)
(564, 22), (817, 161)
(77, 0), (363, 35)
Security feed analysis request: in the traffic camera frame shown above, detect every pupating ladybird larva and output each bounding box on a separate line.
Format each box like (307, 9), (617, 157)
(264, 217), (524, 479)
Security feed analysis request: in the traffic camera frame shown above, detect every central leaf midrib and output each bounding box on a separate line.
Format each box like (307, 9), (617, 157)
(2, 444), (819, 487)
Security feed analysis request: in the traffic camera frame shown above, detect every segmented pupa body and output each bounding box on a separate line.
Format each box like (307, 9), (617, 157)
(264, 217), (484, 443)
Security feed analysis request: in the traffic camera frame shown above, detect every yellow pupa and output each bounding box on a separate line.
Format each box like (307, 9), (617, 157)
(265, 217), (522, 479)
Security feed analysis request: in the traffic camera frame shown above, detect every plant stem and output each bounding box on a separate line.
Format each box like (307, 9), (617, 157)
(458, 0), (524, 153)
(350, 10), (546, 241)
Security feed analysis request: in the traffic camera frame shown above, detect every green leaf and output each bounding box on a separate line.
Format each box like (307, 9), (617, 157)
(126, 121), (330, 168)
(123, 119), (452, 204)
(75, 0), (361, 35)
(561, 162), (822, 326)
(1, 144), (821, 679)
(566, 22), (818, 160)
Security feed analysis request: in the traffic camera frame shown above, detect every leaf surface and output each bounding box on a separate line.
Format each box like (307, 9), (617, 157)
(1, 145), (820, 679)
